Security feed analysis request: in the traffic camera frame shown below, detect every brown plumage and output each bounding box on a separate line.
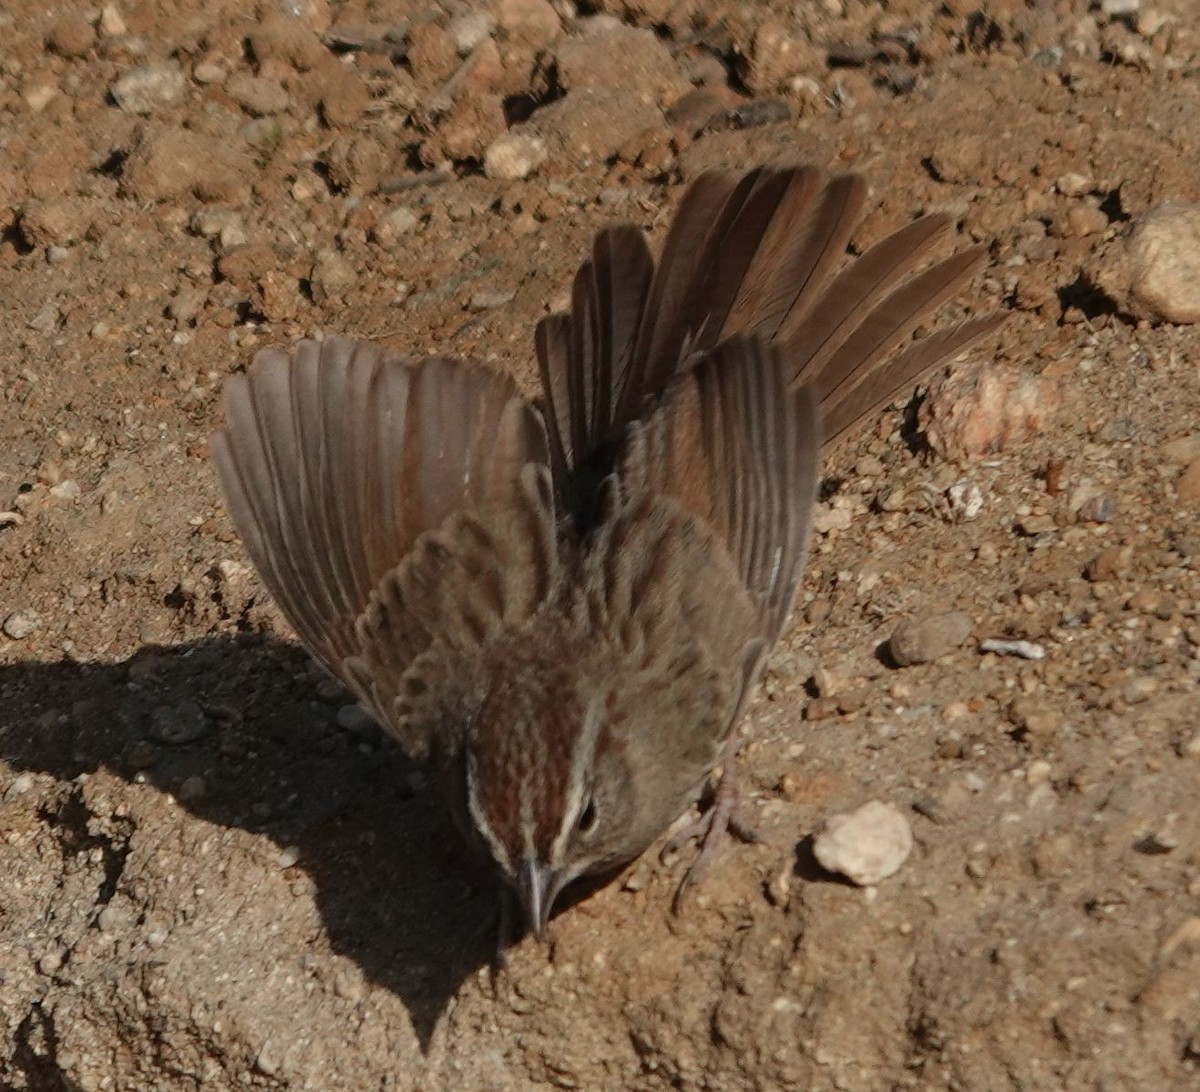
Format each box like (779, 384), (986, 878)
(212, 164), (1000, 938)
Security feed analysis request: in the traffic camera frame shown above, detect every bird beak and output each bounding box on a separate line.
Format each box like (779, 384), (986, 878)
(516, 858), (562, 940)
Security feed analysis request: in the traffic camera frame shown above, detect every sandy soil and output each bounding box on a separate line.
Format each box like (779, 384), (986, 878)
(3, 0), (1200, 1088)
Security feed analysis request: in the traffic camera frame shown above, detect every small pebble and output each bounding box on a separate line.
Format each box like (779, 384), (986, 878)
(811, 501), (853, 534)
(98, 4), (127, 35)
(1055, 171), (1093, 197)
(812, 800), (913, 886)
(1134, 830), (1177, 855)
(811, 666), (846, 698)
(804, 695), (841, 721)
(97, 898), (135, 932)
(1008, 698), (1063, 738)
(979, 638), (1046, 661)
(333, 967), (368, 1002)
(1176, 461), (1200, 503)
(1086, 545), (1133, 581)
(277, 845), (302, 869)
(28, 301), (61, 332)
(225, 73), (289, 117)
(336, 704), (375, 733)
(483, 133), (547, 181)
(923, 368), (1058, 457)
(1124, 676), (1158, 704)
(1066, 204), (1108, 237)
(1017, 513), (1057, 536)
(1124, 202), (1200, 324)
(23, 84), (59, 113)
(371, 207), (419, 244)
(448, 10), (495, 54)
(743, 19), (815, 95)
(1160, 434), (1200, 465)
(242, 118), (284, 150)
(127, 739), (160, 769)
(729, 99), (790, 129)
(888, 611), (973, 667)
(49, 479), (81, 501)
(947, 480), (984, 521)
(3, 609), (41, 640)
(46, 14), (97, 57)
(1026, 760), (1053, 784)
(4, 772), (37, 801)
(621, 865), (649, 892)
(191, 207), (245, 240)
(177, 775), (207, 803)
(309, 251), (357, 304)
(193, 61), (226, 84)
(150, 701), (212, 745)
(111, 62), (187, 114)
(1076, 491), (1116, 523)
(468, 288), (517, 311)
(1160, 917), (1200, 957)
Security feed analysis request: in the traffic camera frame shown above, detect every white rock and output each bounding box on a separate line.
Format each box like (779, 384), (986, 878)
(215, 558), (252, 583)
(813, 800), (913, 886)
(49, 479), (81, 500)
(1126, 202), (1200, 324)
(98, 4), (127, 36)
(448, 10), (495, 54)
(191, 207), (245, 241)
(1161, 433), (1200, 465)
(947, 479), (984, 521)
(3, 609), (42, 640)
(483, 133), (547, 181)
(111, 62), (187, 115)
(371, 207), (419, 244)
(23, 83), (59, 113)
(978, 637), (1046, 661)
(811, 500), (853, 534)
(277, 844), (302, 869)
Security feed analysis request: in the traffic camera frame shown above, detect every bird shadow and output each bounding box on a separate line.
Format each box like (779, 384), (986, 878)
(0, 633), (498, 1051)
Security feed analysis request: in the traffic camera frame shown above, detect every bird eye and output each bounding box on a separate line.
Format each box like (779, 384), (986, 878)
(577, 797), (597, 834)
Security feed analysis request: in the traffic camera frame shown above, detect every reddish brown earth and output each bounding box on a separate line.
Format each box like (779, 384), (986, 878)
(3, 1), (1200, 1089)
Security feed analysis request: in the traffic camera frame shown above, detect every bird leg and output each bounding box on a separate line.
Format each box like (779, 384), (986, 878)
(661, 733), (760, 913)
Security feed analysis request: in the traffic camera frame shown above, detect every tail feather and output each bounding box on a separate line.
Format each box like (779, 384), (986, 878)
(536, 163), (1001, 522)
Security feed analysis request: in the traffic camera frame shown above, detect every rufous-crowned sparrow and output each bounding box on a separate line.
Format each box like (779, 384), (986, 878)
(212, 165), (999, 938)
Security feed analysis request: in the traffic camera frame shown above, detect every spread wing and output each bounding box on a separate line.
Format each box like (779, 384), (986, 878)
(615, 337), (820, 648)
(535, 163), (1002, 522)
(576, 338), (818, 759)
(211, 336), (555, 757)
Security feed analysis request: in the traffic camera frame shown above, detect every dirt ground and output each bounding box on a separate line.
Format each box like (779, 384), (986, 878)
(2, 0), (1200, 1088)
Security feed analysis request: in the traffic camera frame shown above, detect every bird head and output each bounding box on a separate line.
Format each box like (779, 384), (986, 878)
(460, 647), (636, 938)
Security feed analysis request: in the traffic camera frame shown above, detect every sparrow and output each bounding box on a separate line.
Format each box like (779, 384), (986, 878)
(212, 164), (1000, 939)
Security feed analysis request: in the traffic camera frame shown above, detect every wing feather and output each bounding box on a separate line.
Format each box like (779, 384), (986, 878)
(212, 337), (553, 755)
(538, 164), (1000, 539)
(617, 337), (820, 644)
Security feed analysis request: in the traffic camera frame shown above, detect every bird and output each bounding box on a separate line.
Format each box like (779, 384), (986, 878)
(211, 164), (1001, 940)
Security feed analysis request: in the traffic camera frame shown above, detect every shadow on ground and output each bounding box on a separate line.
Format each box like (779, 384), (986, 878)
(0, 634), (498, 1049)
